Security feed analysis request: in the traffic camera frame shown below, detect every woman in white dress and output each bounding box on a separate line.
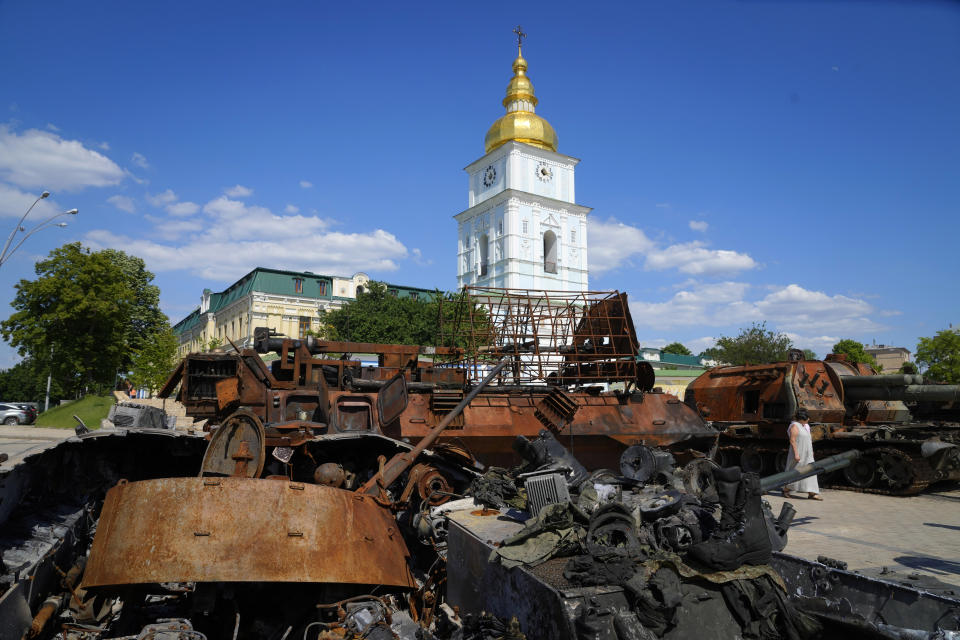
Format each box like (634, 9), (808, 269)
(782, 409), (822, 500)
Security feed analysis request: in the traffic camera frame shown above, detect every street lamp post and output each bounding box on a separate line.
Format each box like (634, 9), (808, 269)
(0, 191), (77, 267)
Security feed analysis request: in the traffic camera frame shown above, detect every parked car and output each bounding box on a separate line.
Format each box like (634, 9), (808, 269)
(0, 404), (32, 425)
(14, 404), (38, 424)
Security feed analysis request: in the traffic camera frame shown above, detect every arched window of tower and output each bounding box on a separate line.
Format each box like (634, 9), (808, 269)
(543, 230), (557, 274)
(479, 234), (489, 276)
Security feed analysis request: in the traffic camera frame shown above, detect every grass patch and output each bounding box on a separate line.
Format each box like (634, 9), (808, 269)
(36, 394), (116, 429)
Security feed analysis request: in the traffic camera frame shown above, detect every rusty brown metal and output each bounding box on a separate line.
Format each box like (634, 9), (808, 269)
(199, 410), (266, 478)
(82, 477), (416, 589)
(436, 288), (644, 387)
(164, 290), (717, 471)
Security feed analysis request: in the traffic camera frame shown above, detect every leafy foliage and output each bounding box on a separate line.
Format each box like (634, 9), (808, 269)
(899, 361), (918, 375)
(802, 349), (818, 360)
(324, 281), (442, 345)
(130, 327), (179, 393)
(701, 322), (793, 365)
(916, 328), (960, 383)
(0, 358), (64, 405)
(830, 339), (878, 368)
(1, 243), (167, 397)
(661, 342), (691, 356)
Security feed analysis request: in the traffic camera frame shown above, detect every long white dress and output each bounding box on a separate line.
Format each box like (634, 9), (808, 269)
(784, 421), (819, 493)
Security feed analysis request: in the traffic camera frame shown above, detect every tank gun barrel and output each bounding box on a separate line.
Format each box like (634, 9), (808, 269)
(844, 384), (960, 404)
(840, 374), (924, 387)
(358, 357), (511, 496)
(759, 450), (860, 493)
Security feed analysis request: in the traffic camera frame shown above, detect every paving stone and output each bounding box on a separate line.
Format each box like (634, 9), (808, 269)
(766, 486), (960, 587)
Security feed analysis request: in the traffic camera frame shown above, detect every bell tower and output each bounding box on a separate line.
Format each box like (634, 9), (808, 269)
(455, 28), (590, 292)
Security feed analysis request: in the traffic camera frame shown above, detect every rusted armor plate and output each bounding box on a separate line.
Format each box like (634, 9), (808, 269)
(82, 477), (415, 588)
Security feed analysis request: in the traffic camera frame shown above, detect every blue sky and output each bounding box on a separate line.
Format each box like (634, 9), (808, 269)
(0, 0), (957, 363)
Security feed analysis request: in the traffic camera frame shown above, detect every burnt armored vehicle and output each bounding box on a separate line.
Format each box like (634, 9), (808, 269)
(684, 350), (960, 494)
(0, 361), (506, 640)
(160, 289), (718, 470)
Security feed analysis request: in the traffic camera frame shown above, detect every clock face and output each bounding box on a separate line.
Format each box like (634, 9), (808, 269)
(536, 163), (553, 182)
(482, 165), (497, 187)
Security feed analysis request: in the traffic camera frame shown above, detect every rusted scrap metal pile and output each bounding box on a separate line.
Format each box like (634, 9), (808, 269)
(1, 288), (959, 639)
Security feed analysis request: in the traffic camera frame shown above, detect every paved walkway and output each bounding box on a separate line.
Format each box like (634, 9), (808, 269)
(766, 486), (960, 587)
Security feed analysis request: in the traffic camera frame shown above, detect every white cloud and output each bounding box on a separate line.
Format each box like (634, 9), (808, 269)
(131, 152), (149, 169)
(46, 123), (60, 132)
(689, 220), (708, 232)
(589, 218), (655, 273)
(0, 183), (60, 219)
(146, 189), (178, 207)
(589, 218), (756, 276)
(84, 195), (410, 281)
(645, 242), (756, 275)
(107, 195), (136, 213)
(166, 201), (199, 216)
(284, 204), (299, 214)
(630, 282), (884, 343)
(299, 180), (313, 189)
(0, 125), (125, 191)
(224, 184), (253, 198)
(99, 141), (110, 151)
(655, 202), (671, 209)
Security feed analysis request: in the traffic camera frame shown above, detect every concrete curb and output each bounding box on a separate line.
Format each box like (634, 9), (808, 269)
(0, 426), (72, 440)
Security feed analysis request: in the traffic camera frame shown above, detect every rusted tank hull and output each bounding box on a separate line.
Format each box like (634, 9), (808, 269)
(83, 477), (416, 589)
(394, 391), (717, 469)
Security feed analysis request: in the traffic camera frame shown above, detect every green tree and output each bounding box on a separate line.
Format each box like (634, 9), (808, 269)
(916, 328), (960, 383)
(0, 358), (64, 405)
(101, 249), (166, 364)
(662, 342), (691, 356)
(898, 361), (918, 375)
(129, 327), (179, 393)
(831, 339), (878, 368)
(1, 243), (167, 397)
(325, 281), (440, 345)
(802, 349), (818, 360)
(701, 322), (793, 365)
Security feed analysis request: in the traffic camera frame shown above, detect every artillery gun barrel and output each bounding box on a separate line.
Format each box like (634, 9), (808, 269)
(759, 450), (860, 493)
(844, 384), (960, 404)
(359, 357), (511, 495)
(840, 374), (924, 387)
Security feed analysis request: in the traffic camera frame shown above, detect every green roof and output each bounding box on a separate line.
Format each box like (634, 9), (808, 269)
(174, 267), (437, 334)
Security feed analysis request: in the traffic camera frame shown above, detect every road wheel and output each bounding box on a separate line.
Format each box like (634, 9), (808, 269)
(3, 416), (19, 425)
(740, 447), (767, 474)
(843, 453), (877, 488)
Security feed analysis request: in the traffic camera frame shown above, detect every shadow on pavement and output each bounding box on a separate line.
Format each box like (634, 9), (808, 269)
(923, 522), (960, 532)
(893, 555), (960, 576)
(789, 516), (819, 527)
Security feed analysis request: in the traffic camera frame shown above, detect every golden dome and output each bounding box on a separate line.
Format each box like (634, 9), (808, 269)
(484, 48), (558, 154)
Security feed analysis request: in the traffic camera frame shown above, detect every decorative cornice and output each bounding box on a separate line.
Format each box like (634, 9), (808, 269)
(455, 188), (591, 221)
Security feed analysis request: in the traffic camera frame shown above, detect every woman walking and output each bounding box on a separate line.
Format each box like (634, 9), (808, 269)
(782, 409), (822, 500)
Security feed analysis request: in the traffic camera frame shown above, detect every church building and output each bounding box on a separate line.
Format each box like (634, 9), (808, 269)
(455, 34), (591, 292)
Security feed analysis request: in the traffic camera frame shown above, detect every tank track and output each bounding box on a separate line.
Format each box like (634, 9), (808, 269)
(817, 445), (933, 496)
(713, 442), (935, 496)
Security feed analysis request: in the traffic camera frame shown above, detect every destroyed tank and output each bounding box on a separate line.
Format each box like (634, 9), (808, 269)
(683, 350), (960, 495)
(0, 361), (507, 639)
(159, 289), (718, 471)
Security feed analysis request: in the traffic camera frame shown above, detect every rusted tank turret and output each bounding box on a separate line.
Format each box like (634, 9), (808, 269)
(684, 350), (960, 495)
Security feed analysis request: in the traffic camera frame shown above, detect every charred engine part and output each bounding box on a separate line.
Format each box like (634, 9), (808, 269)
(513, 430), (590, 486)
(619, 445), (675, 483)
(523, 472), (571, 516)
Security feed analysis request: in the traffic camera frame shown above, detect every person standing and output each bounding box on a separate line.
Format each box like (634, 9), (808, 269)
(782, 409), (822, 500)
